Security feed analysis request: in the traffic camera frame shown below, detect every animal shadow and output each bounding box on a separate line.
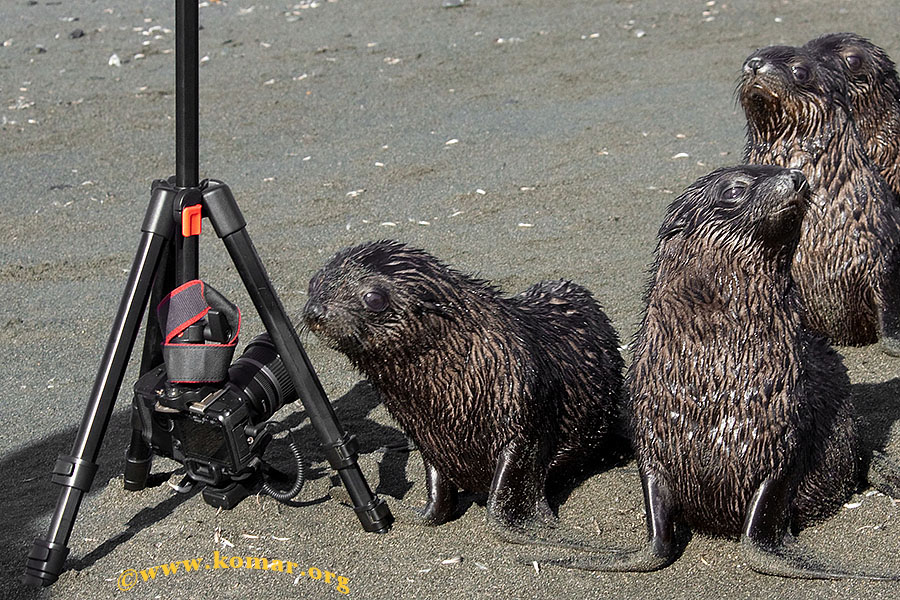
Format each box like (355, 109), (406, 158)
(274, 379), (415, 502)
(851, 377), (900, 477)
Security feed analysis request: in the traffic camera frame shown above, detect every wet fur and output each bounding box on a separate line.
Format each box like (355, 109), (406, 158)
(804, 32), (900, 197)
(738, 43), (900, 347)
(521, 167), (892, 579)
(629, 165), (859, 535)
(303, 240), (626, 532)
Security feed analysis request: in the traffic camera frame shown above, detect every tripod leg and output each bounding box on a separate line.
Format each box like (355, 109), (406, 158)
(124, 223), (177, 492)
(23, 182), (175, 587)
(123, 419), (153, 491)
(203, 180), (394, 533)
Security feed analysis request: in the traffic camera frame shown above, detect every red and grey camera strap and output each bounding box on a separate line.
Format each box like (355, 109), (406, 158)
(156, 279), (240, 383)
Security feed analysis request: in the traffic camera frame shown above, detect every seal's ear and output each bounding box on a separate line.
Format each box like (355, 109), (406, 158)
(418, 293), (452, 318)
(659, 170), (723, 241)
(658, 215), (690, 241)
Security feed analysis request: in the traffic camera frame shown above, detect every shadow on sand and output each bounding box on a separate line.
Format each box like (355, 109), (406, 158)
(851, 376), (900, 494)
(2, 378), (408, 600)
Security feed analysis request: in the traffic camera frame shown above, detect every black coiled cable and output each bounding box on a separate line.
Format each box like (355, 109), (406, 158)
(260, 432), (306, 502)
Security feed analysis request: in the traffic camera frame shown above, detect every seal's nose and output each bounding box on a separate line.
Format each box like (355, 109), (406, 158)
(744, 56), (764, 75)
(789, 169), (808, 193)
(304, 299), (327, 322)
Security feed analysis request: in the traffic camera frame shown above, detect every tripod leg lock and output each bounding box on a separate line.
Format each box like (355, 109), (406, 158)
(323, 433), (360, 470)
(353, 497), (395, 534)
(22, 537), (69, 587)
(51, 454), (99, 493)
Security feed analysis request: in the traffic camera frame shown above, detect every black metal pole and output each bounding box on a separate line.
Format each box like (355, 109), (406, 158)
(175, 0), (199, 189)
(175, 0), (200, 290)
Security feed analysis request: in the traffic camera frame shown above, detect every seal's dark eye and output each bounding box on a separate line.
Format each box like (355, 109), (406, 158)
(845, 54), (862, 71)
(362, 290), (388, 312)
(721, 184), (746, 201)
(791, 64), (810, 82)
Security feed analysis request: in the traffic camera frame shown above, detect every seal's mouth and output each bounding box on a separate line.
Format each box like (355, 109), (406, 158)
(771, 190), (811, 218)
(770, 197), (805, 217)
(302, 298), (328, 333)
(749, 82), (778, 100)
(740, 75), (781, 104)
(737, 77), (786, 129)
(764, 169), (811, 220)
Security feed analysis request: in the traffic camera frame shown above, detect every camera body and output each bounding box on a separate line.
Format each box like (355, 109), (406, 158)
(132, 333), (296, 492)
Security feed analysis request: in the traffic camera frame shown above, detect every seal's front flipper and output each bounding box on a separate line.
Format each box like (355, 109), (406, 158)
(742, 477), (900, 580)
(412, 461), (458, 525)
(485, 439), (604, 550)
(520, 542), (676, 573)
(741, 537), (898, 581)
(516, 469), (681, 570)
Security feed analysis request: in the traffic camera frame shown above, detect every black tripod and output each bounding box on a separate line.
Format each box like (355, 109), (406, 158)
(23, 1), (392, 587)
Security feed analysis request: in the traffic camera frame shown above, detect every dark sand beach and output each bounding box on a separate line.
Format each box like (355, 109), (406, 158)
(2, 1), (900, 598)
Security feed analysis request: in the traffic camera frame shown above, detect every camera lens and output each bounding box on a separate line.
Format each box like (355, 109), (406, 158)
(226, 333), (297, 420)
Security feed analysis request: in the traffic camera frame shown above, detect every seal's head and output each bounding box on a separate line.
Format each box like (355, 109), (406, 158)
(738, 44), (848, 142)
(303, 240), (484, 366)
(804, 32), (900, 107)
(658, 164), (810, 267)
(804, 32), (900, 187)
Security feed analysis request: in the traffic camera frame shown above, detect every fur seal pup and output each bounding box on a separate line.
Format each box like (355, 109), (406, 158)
(804, 33), (900, 196)
(526, 166), (897, 580)
(302, 240), (627, 543)
(738, 43), (900, 355)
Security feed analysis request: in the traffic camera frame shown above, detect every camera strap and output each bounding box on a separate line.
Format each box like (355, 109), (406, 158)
(157, 279), (240, 383)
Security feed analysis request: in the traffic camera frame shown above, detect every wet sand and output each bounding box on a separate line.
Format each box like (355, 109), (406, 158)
(2, 1), (900, 598)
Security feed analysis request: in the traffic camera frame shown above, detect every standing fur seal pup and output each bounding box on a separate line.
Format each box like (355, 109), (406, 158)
(804, 33), (900, 197)
(526, 165), (898, 580)
(303, 240), (627, 543)
(738, 43), (900, 355)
